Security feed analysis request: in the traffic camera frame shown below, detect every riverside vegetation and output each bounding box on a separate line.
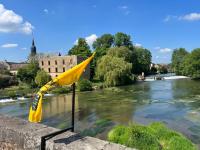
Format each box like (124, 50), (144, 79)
(108, 122), (197, 150)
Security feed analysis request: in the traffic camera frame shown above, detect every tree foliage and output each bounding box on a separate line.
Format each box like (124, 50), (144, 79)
(107, 46), (133, 62)
(93, 34), (114, 58)
(171, 48), (189, 75)
(114, 32), (133, 49)
(17, 61), (40, 86)
(77, 79), (93, 91)
(0, 75), (18, 89)
(134, 47), (152, 74)
(96, 55), (133, 87)
(182, 48), (200, 79)
(68, 38), (91, 59)
(35, 70), (51, 87)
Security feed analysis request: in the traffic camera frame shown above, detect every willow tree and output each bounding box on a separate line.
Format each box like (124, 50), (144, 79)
(96, 55), (133, 87)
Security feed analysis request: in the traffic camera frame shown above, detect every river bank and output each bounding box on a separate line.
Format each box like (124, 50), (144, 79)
(0, 75), (191, 102)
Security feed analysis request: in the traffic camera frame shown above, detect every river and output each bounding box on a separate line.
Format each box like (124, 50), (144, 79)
(0, 78), (200, 146)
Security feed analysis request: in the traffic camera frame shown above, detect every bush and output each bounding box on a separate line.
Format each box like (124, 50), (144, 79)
(77, 79), (92, 91)
(0, 75), (18, 89)
(51, 86), (71, 94)
(108, 122), (197, 150)
(35, 70), (51, 87)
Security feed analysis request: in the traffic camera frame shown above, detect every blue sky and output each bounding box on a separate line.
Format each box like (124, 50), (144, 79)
(0, 0), (200, 63)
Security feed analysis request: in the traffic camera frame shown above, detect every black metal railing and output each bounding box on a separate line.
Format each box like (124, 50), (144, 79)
(40, 83), (76, 150)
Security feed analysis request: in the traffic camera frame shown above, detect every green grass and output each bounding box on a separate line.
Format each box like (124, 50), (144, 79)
(108, 122), (197, 150)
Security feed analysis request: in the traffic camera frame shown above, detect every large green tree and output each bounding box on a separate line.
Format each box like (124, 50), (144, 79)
(182, 48), (200, 79)
(17, 61), (40, 86)
(134, 47), (152, 74)
(68, 38), (91, 59)
(96, 55), (133, 87)
(114, 32), (133, 49)
(35, 70), (51, 87)
(107, 46), (133, 63)
(93, 34), (114, 58)
(171, 48), (189, 75)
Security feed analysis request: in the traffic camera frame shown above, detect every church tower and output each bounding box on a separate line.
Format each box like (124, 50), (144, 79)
(30, 38), (37, 57)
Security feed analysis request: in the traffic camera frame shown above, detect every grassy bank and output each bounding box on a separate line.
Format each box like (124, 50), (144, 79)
(108, 122), (197, 150)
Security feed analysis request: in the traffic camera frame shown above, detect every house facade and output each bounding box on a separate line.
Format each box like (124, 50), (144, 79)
(38, 55), (90, 79)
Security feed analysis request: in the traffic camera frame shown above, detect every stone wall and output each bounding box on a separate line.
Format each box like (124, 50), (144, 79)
(0, 115), (134, 150)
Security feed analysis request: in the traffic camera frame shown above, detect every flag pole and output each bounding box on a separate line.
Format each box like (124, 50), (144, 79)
(40, 83), (76, 150)
(71, 83), (75, 132)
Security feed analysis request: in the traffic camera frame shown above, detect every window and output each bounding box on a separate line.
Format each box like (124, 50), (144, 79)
(55, 67), (58, 72)
(63, 67), (65, 72)
(48, 61), (50, 65)
(48, 68), (51, 72)
(55, 60), (57, 65)
(63, 60), (65, 65)
(41, 61), (44, 66)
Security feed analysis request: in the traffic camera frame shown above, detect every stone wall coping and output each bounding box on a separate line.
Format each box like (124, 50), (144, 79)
(0, 114), (135, 150)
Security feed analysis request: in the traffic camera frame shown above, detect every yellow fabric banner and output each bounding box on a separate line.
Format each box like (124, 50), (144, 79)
(28, 53), (95, 123)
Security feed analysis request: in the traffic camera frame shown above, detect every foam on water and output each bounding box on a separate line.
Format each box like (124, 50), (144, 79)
(0, 98), (16, 103)
(164, 76), (189, 80)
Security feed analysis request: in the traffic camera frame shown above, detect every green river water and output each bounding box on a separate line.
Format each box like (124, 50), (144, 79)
(0, 78), (200, 146)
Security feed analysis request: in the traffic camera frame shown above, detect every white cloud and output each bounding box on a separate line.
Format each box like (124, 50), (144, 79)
(164, 13), (200, 22)
(159, 48), (172, 53)
(134, 43), (142, 47)
(85, 34), (97, 47)
(74, 34), (98, 47)
(154, 46), (161, 50)
(1, 43), (18, 48)
(119, 6), (128, 9)
(119, 5), (130, 15)
(0, 4), (33, 34)
(21, 47), (27, 50)
(155, 46), (172, 53)
(179, 13), (200, 21)
(163, 15), (178, 22)
(43, 9), (49, 14)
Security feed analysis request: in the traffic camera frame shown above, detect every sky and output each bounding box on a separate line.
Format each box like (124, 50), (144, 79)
(0, 0), (200, 63)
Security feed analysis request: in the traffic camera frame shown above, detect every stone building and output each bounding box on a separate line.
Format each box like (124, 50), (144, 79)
(38, 55), (90, 79)
(0, 61), (27, 75)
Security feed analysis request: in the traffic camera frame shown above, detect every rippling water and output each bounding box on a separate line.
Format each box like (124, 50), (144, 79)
(0, 78), (200, 146)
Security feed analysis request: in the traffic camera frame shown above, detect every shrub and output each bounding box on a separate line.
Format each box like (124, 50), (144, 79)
(51, 86), (71, 94)
(35, 70), (51, 87)
(77, 79), (92, 91)
(108, 122), (197, 150)
(0, 75), (18, 89)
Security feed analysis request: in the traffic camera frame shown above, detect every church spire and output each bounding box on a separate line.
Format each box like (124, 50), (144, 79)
(30, 38), (37, 56)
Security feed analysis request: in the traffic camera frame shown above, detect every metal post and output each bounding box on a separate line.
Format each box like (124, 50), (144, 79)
(71, 83), (75, 132)
(40, 83), (76, 150)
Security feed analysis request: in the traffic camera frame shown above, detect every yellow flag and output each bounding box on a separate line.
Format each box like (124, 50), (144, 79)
(29, 53), (95, 123)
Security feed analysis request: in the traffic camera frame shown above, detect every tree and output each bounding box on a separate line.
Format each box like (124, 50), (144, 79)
(107, 46), (133, 63)
(96, 55), (134, 87)
(17, 61), (40, 86)
(182, 48), (200, 79)
(68, 38), (91, 59)
(114, 32), (133, 49)
(93, 34), (114, 58)
(35, 70), (51, 87)
(171, 48), (189, 75)
(77, 79), (92, 91)
(134, 47), (152, 75)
